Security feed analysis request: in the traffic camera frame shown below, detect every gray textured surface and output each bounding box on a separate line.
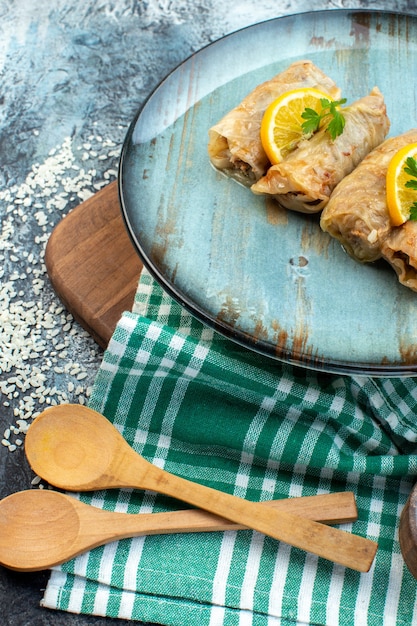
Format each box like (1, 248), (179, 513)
(0, 1), (415, 624)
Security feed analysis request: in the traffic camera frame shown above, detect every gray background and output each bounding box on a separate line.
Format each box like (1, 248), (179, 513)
(0, 1), (415, 624)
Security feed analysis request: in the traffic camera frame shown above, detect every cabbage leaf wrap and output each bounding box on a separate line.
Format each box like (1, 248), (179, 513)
(320, 129), (417, 261)
(208, 60), (341, 185)
(381, 220), (417, 292)
(251, 87), (390, 214)
(320, 129), (417, 292)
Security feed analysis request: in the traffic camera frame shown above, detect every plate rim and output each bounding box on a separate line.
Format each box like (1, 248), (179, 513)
(119, 8), (417, 377)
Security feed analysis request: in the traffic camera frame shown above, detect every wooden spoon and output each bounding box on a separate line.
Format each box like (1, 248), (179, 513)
(0, 489), (358, 572)
(25, 405), (378, 571)
(399, 482), (417, 578)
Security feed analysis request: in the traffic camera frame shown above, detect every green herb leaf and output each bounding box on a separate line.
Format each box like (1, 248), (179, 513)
(405, 179), (417, 190)
(403, 157), (417, 221)
(327, 102), (346, 141)
(409, 203), (417, 221)
(300, 108), (322, 135)
(301, 98), (347, 141)
(404, 156), (417, 180)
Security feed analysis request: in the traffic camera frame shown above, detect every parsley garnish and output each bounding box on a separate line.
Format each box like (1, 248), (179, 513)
(301, 98), (347, 141)
(404, 156), (417, 221)
(410, 205), (417, 221)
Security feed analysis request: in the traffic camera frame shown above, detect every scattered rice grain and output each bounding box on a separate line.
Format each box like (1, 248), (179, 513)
(0, 134), (118, 458)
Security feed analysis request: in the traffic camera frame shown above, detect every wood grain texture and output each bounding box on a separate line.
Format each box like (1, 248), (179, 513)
(26, 405), (377, 572)
(0, 490), (358, 571)
(45, 181), (142, 348)
(399, 483), (417, 579)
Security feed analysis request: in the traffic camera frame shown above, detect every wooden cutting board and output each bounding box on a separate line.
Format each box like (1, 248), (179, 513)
(45, 180), (143, 348)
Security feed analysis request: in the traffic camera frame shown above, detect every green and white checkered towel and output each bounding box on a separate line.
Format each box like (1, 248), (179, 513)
(42, 267), (417, 625)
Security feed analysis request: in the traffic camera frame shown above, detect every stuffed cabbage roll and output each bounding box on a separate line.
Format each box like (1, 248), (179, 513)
(250, 87), (390, 214)
(320, 129), (417, 263)
(381, 220), (417, 292)
(208, 60), (341, 185)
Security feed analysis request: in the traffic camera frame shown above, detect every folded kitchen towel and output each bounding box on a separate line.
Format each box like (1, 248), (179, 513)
(42, 268), (417, 625)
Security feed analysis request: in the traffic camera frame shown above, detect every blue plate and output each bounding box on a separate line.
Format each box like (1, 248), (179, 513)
(119, 10), (417, 376)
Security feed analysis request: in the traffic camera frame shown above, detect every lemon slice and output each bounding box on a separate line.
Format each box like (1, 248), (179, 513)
(386, 143), (417, 226)
(260, 87), (332, 164)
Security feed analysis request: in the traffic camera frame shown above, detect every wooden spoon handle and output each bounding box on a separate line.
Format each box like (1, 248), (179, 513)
(132, 461), (377, 572)
(67, 493), (359, 565)
(76, 491), (358, 543)
(0, 491), (358, 572)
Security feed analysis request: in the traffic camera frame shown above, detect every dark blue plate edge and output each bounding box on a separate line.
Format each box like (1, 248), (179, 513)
(118, 8), (417, 378)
